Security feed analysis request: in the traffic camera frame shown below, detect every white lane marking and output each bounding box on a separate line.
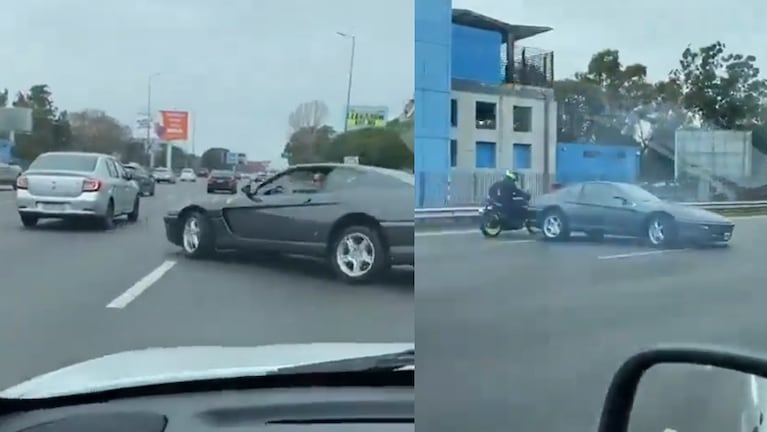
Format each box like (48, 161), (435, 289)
(416, 229), (476, 237)
(106, 260), (176, 309)
(597, 249), (682, 260)
(751, 374), (759, 404)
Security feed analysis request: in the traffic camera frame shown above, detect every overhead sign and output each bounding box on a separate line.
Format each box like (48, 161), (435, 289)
(344, 156), (359, 165)
(225, 152), (247, 165)
(346, 105), (388, 130)
(158, 110), (189, 141)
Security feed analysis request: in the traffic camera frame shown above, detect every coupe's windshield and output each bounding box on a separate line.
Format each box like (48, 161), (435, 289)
(620, 183), (663, 202)
(1, 0), (413, 405)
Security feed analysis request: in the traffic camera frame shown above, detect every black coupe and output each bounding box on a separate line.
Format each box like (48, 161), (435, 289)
(164, 163), (414, 283)
(531, 181), (735, 246)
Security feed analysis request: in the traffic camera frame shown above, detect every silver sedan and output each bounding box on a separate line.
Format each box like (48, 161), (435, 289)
(16, 151), (140, 229)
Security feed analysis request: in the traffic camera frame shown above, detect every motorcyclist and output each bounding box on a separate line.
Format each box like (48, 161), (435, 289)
(488, 170), (531, 221)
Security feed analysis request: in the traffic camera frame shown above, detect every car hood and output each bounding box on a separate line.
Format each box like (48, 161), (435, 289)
(0, 343), (413, 399)
(660, 202), (732, 223)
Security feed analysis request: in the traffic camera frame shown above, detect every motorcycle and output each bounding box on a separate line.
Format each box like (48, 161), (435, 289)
(479, 196), (536, 238)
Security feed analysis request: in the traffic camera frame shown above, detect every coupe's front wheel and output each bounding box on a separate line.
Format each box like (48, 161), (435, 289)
(329, 225), (388, 284)
(182, 211), (215, 258)
(646, 214), (677, 248)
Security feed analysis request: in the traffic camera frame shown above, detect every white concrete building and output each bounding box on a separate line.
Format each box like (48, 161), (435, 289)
(449, 84), (557, 176)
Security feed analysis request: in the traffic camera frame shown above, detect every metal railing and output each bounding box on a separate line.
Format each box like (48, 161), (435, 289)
(415, 200), (767, 220)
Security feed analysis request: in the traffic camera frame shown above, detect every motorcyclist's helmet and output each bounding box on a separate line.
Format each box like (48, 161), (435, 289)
(504, 170), (518, 182)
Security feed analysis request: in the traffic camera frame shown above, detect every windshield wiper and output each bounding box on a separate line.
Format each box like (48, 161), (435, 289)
(268, 349), (414, 375)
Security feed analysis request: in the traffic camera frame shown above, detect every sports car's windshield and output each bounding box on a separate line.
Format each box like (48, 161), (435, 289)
(620, 184), (663, 203)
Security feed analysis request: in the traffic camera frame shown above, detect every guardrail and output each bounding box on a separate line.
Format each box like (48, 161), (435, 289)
(415, 201), (767, 219)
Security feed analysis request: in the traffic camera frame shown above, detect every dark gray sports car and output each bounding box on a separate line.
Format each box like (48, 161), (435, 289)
(531, 181), (734, 246)
(163, 163), (414, 283)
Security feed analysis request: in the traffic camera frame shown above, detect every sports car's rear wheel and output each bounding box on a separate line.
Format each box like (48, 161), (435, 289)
(540, 208), (570, 241)
(330, 225), (388, 284)
(182, 211), (214, 258)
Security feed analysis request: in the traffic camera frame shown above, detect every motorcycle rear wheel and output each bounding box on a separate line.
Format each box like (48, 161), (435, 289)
(480, 213), (503, 238)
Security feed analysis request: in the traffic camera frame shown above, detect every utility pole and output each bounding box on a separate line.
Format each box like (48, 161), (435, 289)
(336, 32), (356, 132)
(146, 72), (161, 167)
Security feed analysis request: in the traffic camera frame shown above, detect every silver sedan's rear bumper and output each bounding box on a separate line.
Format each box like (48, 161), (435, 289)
(16, 189), (110, 218)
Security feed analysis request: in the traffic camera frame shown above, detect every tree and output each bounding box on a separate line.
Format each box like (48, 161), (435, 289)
(670, 41), (767, 131)
(10, 84), (72, 161)
(323, 127), (413, 169)
(200, 147), (230, 169)
(386, 118), (414, 153)
(68, 109), (130, 155)
(0, 88), (8, 107)
(288, 100), (328, 132)
(283, 125), (335, 165)
(555, 49), (657, 146)
(281, 101), (333, 164)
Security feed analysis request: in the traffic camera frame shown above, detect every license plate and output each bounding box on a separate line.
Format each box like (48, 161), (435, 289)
(40, 203), (66, 211)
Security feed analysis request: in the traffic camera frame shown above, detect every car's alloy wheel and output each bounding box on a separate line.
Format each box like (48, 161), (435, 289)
(336, 232), (376, 278)
(543, 214), (562, 238)
(183, 216), (202, 253)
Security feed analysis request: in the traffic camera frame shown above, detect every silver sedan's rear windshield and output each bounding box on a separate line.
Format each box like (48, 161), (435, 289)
(29, 154), (98, 171)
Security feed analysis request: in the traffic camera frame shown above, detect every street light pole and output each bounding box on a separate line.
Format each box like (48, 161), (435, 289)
(336, 32), (356, 133)
(146, 72), (160, 167)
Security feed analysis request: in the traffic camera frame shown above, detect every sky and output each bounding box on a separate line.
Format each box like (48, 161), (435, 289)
(454, 0), (767, 82)
(0, 0), (414, 166)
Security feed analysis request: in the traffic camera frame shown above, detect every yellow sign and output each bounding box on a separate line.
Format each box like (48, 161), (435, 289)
(346, 106), (388, 130)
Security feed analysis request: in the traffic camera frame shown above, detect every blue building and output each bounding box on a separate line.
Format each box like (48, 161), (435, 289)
(0, 139), (13, 164)
(556, 142), (641, 184)
(415, 3), (557, 207)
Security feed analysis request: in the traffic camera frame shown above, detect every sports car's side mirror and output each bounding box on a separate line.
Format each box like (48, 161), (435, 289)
(597, 345), (767, 432)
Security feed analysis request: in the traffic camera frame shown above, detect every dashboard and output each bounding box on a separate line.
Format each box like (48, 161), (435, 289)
(0, 386), (414, 432)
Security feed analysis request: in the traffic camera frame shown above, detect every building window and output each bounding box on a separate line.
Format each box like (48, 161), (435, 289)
(450, 139), (457, 167)
(512, 143), (532, 170)
(450, 99), (457, 127)
(475, 101), (496, 130)
(475, 141), (496, 168)
(513, 106), (533, 132)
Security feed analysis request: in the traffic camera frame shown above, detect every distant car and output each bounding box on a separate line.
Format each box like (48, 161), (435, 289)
(163, 163), (415, 283)
(153, 167), (176, 184)
(531, 181), (735, 246)
(0, 162), (22, 190)
(196, 168), (209, 178)
(179, 168), (197, 182)
(206, 170), (238, 194)
(16, 152), (140, 229)
(123, 163), (155, 197)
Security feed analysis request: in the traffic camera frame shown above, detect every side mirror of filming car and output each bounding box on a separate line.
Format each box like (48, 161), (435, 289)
(597, 345), (767, 432)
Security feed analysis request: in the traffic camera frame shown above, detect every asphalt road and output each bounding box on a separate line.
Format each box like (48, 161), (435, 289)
(416, 218), (767, 432)
(0, 181), (413, 389)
